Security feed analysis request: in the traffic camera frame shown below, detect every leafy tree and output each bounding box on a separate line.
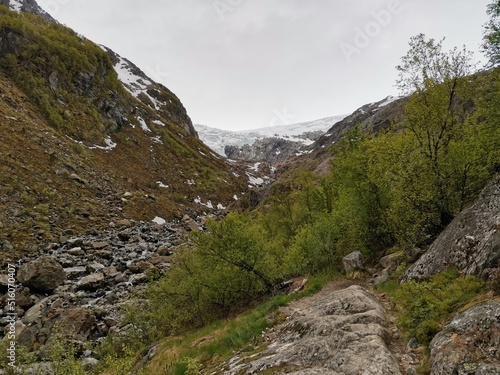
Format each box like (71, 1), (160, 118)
(395, 34), (478, 231)
(286, 214), (340, 275)
(482, 0), (500, 67)
(329, 126), (393, 253)
(261, 174), (317, 248)
(192, 213), (282, 294)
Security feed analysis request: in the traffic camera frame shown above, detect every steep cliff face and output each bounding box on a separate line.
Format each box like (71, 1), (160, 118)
(224, 137), (306, 164)
(102, 46), (198, 138)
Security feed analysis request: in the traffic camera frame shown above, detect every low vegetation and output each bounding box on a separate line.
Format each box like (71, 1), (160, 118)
(0, 6), (126, 142)
(379, 268), (487, 346)
(107, 33), (499, 374)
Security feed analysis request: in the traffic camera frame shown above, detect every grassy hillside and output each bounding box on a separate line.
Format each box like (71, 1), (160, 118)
(0, 7), (247, 264)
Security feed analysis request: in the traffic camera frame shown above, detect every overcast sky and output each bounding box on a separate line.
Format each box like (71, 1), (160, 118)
(37, 0), (491, 130)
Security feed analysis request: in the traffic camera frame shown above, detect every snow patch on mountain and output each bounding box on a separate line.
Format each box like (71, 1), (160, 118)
(113, 55), (165, 110)
(10, 0), (23, 11)
(195, 114), (347, 156)
(377, 95), (400, 108)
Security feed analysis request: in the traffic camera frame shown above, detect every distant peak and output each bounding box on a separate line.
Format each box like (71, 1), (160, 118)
(2, 0), (55, 22)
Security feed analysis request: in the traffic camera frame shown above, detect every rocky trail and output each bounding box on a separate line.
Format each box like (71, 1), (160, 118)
(219, 280), (420, 375)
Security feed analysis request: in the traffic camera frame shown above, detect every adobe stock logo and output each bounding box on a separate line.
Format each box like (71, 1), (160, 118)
(340, 0), (403, 63)
(269, 106), (296, 127)
(213, 0), (245, 21)
(39, 0), (73, 17)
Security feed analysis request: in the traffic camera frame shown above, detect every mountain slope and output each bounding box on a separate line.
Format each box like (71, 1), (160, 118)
(0, 0), (53, 20)
(276, 95), (406, 173)
(0, 4), (246, 263)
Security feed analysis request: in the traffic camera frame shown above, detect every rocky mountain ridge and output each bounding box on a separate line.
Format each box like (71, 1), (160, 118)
(0, 0), (53, 21)
(301, 95), (405, 174)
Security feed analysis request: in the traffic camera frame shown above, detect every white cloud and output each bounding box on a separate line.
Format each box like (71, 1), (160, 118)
(38, 0), (490, 130)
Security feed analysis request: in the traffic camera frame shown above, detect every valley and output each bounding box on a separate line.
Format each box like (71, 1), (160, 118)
(0, 1), (500, 375)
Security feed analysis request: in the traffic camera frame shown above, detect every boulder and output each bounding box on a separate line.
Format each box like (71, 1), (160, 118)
(0, 274), (9, 290)
(17, 325), (39, 351)
(22, 297), (50, 325)
(102, 266), (119, 278)
(16, 287), (37, 310)
(430, 300), (500, 374)
(39, 307), (97, 358)
(156, 245), (173, 256)
(17, 257), (66, 292)
(118, 230), (131, 241)
(81, 357), (99, 370)
(127, 260), (154, 273)
(92, 241), (109, 250)
(380, 251), (404, 273)
(342, 251), (365, 274)
(64, 266), (87, 280)
(117, 219), (132, 228)
(44, 307), (96, 341)
(401, 176), (500, 281)
(87, 262), (105, 273)
(77, 273), (105, 291)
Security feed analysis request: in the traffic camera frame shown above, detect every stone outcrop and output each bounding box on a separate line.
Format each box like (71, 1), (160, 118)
(401, 175), (500, 281)
(429, 300), (500, 375)
(223, 285), (402, 374)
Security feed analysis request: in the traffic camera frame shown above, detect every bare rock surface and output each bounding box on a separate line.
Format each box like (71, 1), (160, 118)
(401, 175), (500, 281)
(223, 283), (402, 374)
(429, 300), (500, 375)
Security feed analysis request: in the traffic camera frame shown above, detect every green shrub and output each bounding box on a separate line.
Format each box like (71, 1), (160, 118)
(392, 268), (485, 345)
(0, 339), (36, 375)
(46, 335), (86, 375)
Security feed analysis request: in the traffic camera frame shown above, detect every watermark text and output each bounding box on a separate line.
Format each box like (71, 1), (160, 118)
(5, 264), (17, 368)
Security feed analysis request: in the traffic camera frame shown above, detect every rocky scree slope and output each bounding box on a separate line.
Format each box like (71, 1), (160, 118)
(0, 5), (247, 263)
(0, 216), (207, 364)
